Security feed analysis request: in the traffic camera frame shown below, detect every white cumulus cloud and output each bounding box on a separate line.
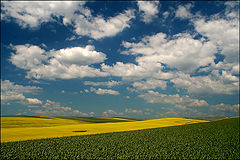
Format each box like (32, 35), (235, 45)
(137, 1), (159, 23)
(84, 80), (121, 88)
(125, 108), (142, 114)
(102, 109), (123, 117)
(1, 1), (85, 28)
(211, 103), (239, 113)
(175, 3), (193, 19)
(10, 44), (108, 80)
(26, 98), (42, 105)
(101, 61), (172, 81)
(90, 87), (120, 95)
(138, 90), (208, 107)
(122, 32), (217, 74)
(132, 79), (167, 90)
(1, 1), (135, 39)
(53, 45), (106, 65)
(1, 80), (42, 105)
(28, 99), (89, 116)
(10, 44), (47, 70)
(171, 71), (239, 95)
(72, 9), (135, 39)
(194, 18), (239, 64)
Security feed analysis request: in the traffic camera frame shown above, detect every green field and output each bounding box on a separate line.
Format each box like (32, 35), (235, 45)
(1, 117), (239, 159)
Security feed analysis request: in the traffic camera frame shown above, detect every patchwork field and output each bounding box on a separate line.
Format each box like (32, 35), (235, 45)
(1, 115), (207, 142)
(1, 117), (239, 159)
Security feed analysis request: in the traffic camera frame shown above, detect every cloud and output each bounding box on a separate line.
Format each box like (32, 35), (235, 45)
(164, 5), (238, 96)
(138, 90), (208, 107)
(111, 1), (238, 93)
(28, 64), (108, 80)
(155, 108), (180, 118)
(72, 110), (89, 116)
(162, 11), (170, 19)
(194, 19), (239, 64)
(72, 9), (136, 39)
(26, 98), (42, 105)
(224, 1), (239, 19)
(102, 62), (153, 81)
(90, 87), (120, 95)
(1, 80), (42, 93)
(10, 44), (47, 70)
(1, 1), (135, 39)
(211, 103), (239, 113)
(155, 103), (239, 118)
(121, 32), (217, 74)
(231, 65), (239, 75)
(125, 108), (142, 114)
(10, 44), (108, 80)
(171, 71), (239, 95)
(132, 79), (167, 90)
(11, 44), (106, 67)
(192, 3), (239, 78)
(52, 45), (106, 65)
(175, 3), (193, 19)
(1, 80), (42, 104)
(1, 91), (25, 104)
(102, 109), (123, 117)
(100, 3), (238, 98)
(27, 99), (89, 116)
(137, 1), (159, 23)
(40, 43), (47, 49)
(84, 80), (121, 88)
(89, 112), (95, 115)
(1, 1), (85, 28)
(66, 35), (77, 41)
(101, 61), (173, 81)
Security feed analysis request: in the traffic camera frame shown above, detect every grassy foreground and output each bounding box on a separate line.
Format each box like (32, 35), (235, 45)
(1, 116), (207, 142)
(1, 117), (239, 159)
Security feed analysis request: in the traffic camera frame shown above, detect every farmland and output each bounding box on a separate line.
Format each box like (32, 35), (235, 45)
(1, 116), (207, 142)
(1, 117), (239, 159)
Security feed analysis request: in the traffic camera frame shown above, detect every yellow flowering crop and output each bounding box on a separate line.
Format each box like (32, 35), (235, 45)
(1, 116), (208, 143)
(1, 116), (90, 128)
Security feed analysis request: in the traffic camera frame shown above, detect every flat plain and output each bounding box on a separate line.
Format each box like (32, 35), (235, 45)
(1, 115), (207, 142)
(1, 116), (239, 159)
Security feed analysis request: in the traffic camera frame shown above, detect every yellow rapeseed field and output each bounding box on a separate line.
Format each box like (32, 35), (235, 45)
(1, 116), (208, 143)
(1, 116), (90, 128)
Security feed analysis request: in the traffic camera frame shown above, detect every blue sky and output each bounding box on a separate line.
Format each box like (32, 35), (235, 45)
(1, 1), (239, 118)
